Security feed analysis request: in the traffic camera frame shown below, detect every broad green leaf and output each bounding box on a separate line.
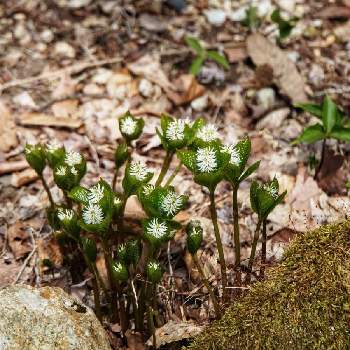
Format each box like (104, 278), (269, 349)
(322, 95), (337, 134)
(207, 51), (230, 70)
(292, 124), (325, 144)
(189, 56), (204, 76)
(242, 6), (260, 29)
(271, 9), (294, 40)
(185, 36), (204, 54)
(294, 102), (322, 118)
(239, 161), (260, 183)
(329, 126), (350, 142)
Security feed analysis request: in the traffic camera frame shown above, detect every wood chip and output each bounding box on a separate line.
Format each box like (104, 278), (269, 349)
(19, 112), (82, 129)
(246, 33), (308, 104)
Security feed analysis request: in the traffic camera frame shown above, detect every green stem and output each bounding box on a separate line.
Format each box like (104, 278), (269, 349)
(314, 138), (326, 180)
(193, 253), (222, 319)
(209, 190), (228, 301)
(232, 184), (241, 286)
(112, 166), (119, 192)
(245, 219), (262, 284)
(155, 151), (174, 187)
(40, 175), (55, 208)
(260, 219), (267, 279)
(63, 191), (72, 208)
(164, 161), (182, 187)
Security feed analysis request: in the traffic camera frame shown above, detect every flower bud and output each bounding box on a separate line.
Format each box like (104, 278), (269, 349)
(25, 144), (46, 175)
(114, 142), (129, 168)
(146, 260), (162, 283)
(81, 237), (97, 263)
(119, 111), (144, 142)
(111, 261), (128, 282)
(186, 220), (203, 255)
(45, 140), (65, 168)
(56, 208), (80, 239)
(122, 161), (153, 197)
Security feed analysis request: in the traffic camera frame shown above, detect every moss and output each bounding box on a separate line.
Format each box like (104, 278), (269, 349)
(188, 221), (350, 350)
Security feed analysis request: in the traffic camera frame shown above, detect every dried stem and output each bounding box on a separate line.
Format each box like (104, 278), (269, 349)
(40, 175), (55, 208)
(209, 190), (228, 301)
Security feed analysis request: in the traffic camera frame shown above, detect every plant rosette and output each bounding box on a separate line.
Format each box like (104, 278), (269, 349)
(81, 237), (97, 263)
(119, 111), (145, 143)
(142, 217), (181, 249)
(178, 144), (230, 191)
(25, 143), (46, 175)
(186, 220), (204, 255)
(250, 177), (287, 221)
(138, 185), (188, 219)
(45, 140), (66, 169)
(190, 121), (221, 148)
(111, 261), (129, 282)
(56, 207), (80, 239)
(146, 260), (163, 283)
(117, 239), (141, 266)
(122, 161), (154, 197)
(221, 138), (260, 186)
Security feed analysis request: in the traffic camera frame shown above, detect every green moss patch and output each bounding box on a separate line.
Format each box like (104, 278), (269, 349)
(188, 221), (350, 350)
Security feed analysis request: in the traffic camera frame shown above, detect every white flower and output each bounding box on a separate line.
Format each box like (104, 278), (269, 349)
(148, 261), (160, 270)
(57, 208), (74, 221)
(196, 147), (217, 173)
(114, 261), (124, 272)
(120, 116), (137, 135)
(114, 197), (122, 206)
(222, 145), (240, 166)
(70, 166), (78, 175)
(142, 184), (155, 196)
(65, 151), (82, 166)
(161, 192), (183, 216)
(75, 190), (88, 203)
(88, 184), (104, 203)
(129, 161), (149, 181)
(196, 124), (219, 142)
(165, 119), (185, 141)
(55, 166), (67, 176)
(146, 218), (168, 239)
(82, 203), (104, 225)
(191, 227), (202, 238)
(184, 117), (194, 127)
(46, 140), (62, 153)
(264, 183), (279, 199)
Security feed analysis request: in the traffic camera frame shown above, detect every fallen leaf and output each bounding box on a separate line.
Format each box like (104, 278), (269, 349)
(166, 74), (205, 106)
(0, 101), (18, 153)
(37, 237), (63, 275)
(7, 222), (33, 259)
(20, 112), (82, 129)
(0, 160), (29, 175)
(11, 168), (39, 187)
(224, 44), (248, 63)
(51, 99), (79, 118)
(247, 33), (308, 103)
(131, 95), (171, 116)
(316, 6), (350, 19)
(0, 261), (21, 288)
(51, 72), (77, 99)
(125, 330), (145, 350)
(146, 320), (205, 348)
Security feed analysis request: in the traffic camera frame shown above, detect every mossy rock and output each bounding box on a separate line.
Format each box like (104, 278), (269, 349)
(188, 221), (350, 350)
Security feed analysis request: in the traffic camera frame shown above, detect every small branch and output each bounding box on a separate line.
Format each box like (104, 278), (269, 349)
(164, 161), (182, 187)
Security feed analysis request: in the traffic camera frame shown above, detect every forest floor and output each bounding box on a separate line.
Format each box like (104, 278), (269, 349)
(1, 0), (350, 348)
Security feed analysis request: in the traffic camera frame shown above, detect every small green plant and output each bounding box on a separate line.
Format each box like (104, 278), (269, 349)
(242, 6), (261, 30)
(293, 95), (350, 179)
(271, 9), (297, 40)
(185, 36), (230, 76)
(25, 111), (285, 344)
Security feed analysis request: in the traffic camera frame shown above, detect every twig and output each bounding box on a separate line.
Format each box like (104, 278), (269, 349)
(0, 57), (122, 93)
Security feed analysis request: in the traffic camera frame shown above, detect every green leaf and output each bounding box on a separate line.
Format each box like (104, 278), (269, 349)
(322, 95), (337, 134)
(294, 102), (322, 118)
(189, 56), (204, 76)
(292, 124), (325, 144)
(25, 144), (46, 175)
(185, 36), (204, 55)
(146, 260), (163, 283)
(68, 186), (90, 205)
(114, 142), (129, 168)
(242, 6), (260, 30)
(271, 9), (296, 40)
(111, 261), (128, 282)
(239, 161), (260, 183)
(81, 237), (97, 263)
(329, 126), (350, 142)
(207, 51), (230, 70)
(186, 221), (203, 255)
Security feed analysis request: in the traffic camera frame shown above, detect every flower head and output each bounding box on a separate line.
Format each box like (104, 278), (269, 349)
(146, 218), (168, 239)
(196, 124), (219, 142)
(263, 183), (279, 199)
(65, 151), (82, 167)
(82, 203), (104, 225)
(222, 145), (240, 166)
(129, 161), (149, 181)
(120, 116), (137, 135)
(142, 184), (155, 196)
(160, 192), (184, 217)
(196, 147), (217, 173)
(55, 166), (67, 176)
(114, 197), (122, 206)
(165, 119), (185, 141)
(57, 208), (74, 221)
(88, 183), (105, 203)
(46, 140), (62, 153)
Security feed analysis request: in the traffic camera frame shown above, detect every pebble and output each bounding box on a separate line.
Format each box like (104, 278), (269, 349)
(256, 107), (290, 130)
(40, 29), (54, 43)
(256, 88), (276, 110)
(204, 9), (226, 26)
(54, 41), (76, 58)
(139, 79), (154, 98)
(191, 94), (208, 111)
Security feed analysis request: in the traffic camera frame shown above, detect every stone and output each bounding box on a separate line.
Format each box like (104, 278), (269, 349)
(54, 41), (76, 59)
(256, 88), (275, 110)
(139, 78), (154, 98)
(204, 9), (226, 26)
(256, 107), (290, 130)
(191, 94), (208, 111)
(0, 285), (111, 350)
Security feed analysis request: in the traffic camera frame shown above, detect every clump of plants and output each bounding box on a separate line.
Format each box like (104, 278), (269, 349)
(25, 112), (286, 344)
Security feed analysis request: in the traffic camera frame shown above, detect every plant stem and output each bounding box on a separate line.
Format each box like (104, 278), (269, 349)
(91, 270), (102, 321)
(232, 184), (241, 286)
(245, 219), (262, 284)
(63, 191), (72, 208)
(193, 253), (222, 319)
(164, 161), (182, 187)
(209, 190), (228, 301)
(314, 138), (326, 180)
(260, 219), (267, 279)
(155, 151), (174, 187)
(40, 175), (55, 208)
(112, 167), (119, 192)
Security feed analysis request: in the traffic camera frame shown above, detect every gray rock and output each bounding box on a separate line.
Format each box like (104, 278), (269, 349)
(0, 285), (111, 350)
(256, 107), (290, 130)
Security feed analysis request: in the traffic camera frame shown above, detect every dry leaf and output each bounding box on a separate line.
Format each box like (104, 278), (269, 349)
(37, 237), (63, 275)
(247, 33), (308, 103)
(166, 74), (205, 106)
(131, 95), (171, 116)
(0, 160), (29, 175)
(51, 72), (77, 99)
(317, 6), (350, 19)
(0, 101), (18, 153)
(51, 99), (79, 118)
(7, 222), (33, 260)
(0, 261), (21, 288)
(127, 54), (173, 91)
(20, 112), (82, 129)
(224, 44), (248, 63)
(146, 320), (205, 348)
(11, 168), (39, 187)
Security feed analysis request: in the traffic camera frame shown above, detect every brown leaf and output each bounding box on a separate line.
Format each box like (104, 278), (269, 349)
(37, 237), (63, 274)
(317, 6), (350, 19)
(166, 74), (205, 106)
(51, 99), (79, 118)
(131, 95), (171, 116)
(11, 168), (39, 187)
(125, 330), (146, 350)
(0, 101), (18, 153)
(224, 44), (248, 63)
(0, 260), (21, 288)
(8, 222), (33, 259)
(20, 112), (82, 129)
(0, 160), (29, 175)
(247, 33), (308, 104)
